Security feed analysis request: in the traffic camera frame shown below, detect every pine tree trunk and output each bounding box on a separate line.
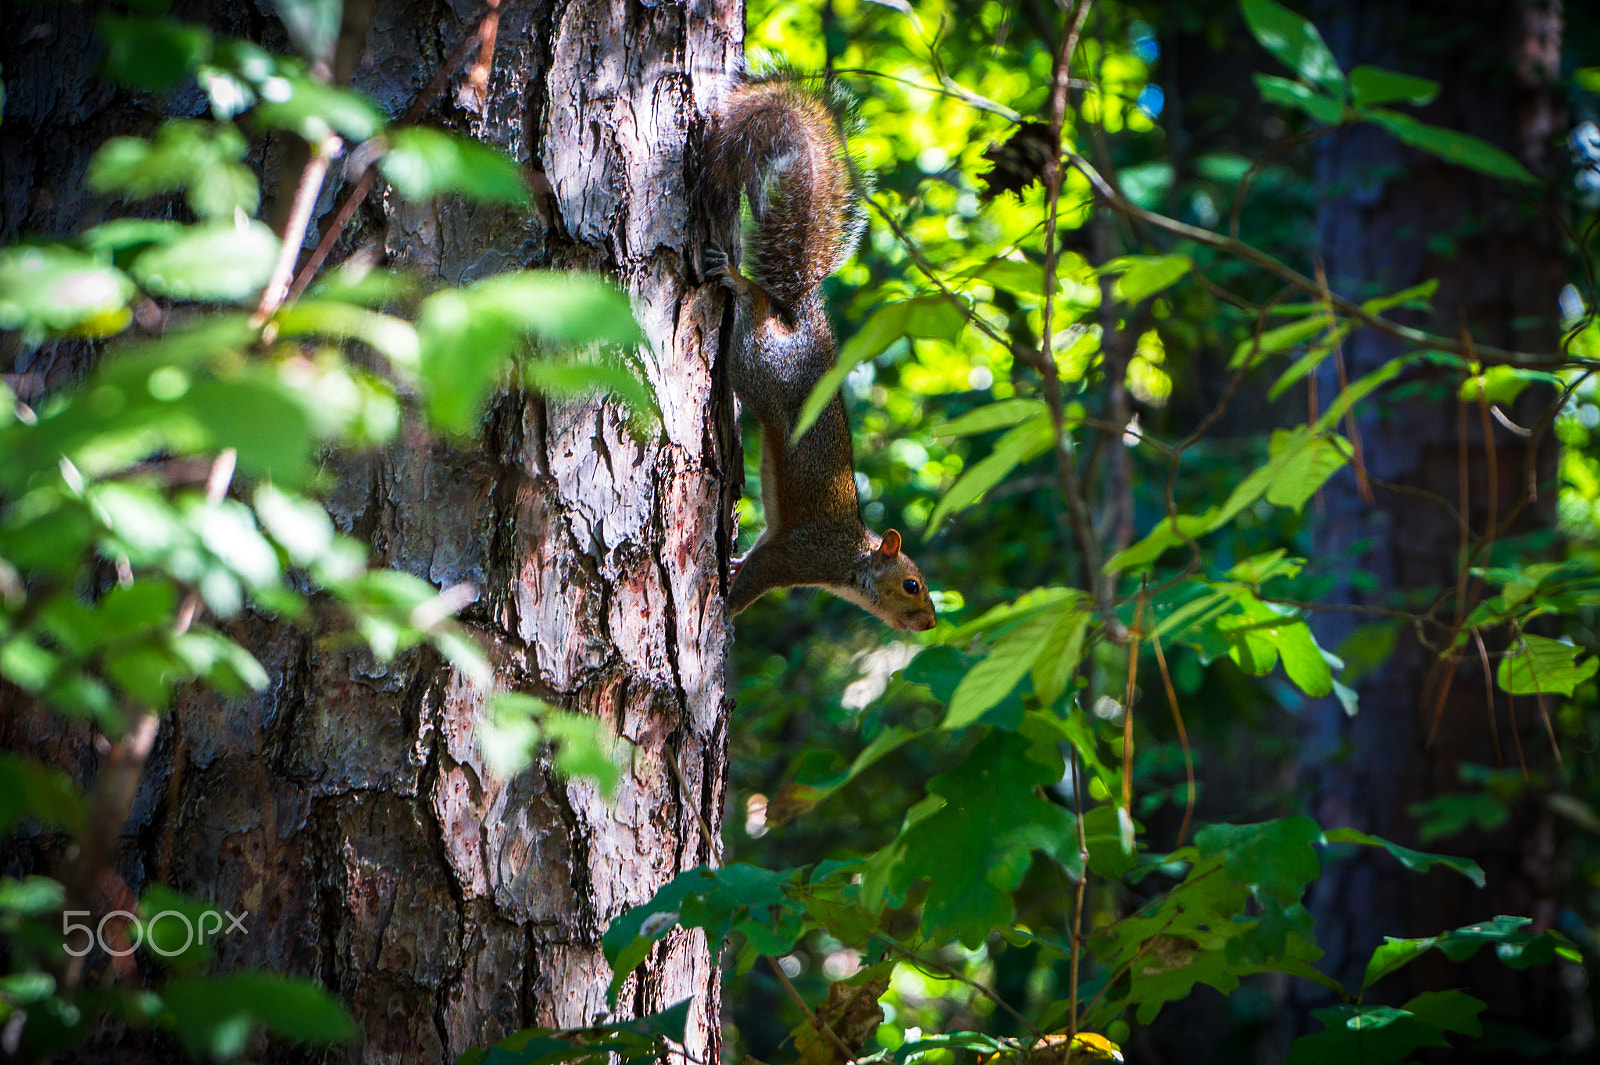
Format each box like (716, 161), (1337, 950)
(1295, 0), (1569, 1051)
(1, 0), (740, 1060)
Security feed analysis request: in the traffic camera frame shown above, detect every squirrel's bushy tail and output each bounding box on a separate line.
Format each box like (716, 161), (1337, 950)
(705, 78), (865, 311)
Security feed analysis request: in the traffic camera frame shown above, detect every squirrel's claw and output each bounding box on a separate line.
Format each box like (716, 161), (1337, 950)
(704, 242), (737, 290)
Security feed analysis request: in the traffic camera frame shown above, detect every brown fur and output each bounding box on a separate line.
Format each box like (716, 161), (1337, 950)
(706, 78), (936, 631)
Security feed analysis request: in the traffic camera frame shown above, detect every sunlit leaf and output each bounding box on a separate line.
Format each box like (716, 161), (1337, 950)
(127, 219), (280, 301)
(1496, 633), (1598, 695)
(1240, 0), (1347, 97)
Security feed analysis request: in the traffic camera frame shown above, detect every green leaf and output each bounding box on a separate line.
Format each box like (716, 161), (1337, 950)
(0, 753), (86, 835)
(1365, 108), (1537, 184)
(1360, 279), (1438, 316)
(88, 121), (258, 220)
(161, 972), (358, 1058)
(416, 272), (643, 433)
(1408, 791), (1509, 842)
(933, 398), (1047, 437)
(1285, 1004), (1450, 1065)
(480, 693), (627, 798)
(99, 16), (212, 92)
(270, 0), (343, 63)
(1323, 826), (1486, 886)
(924, 413), (1053, 534)
(127, 220), (280, 302)
(1458, 364), (1562, 406)
(1108, 255), (1191, 305)
(1031, 603), (1092, 706)
(793, 296), (966, 443)
(1240, 0), (1347, 97)
(1230, 311), (1332, 369)
(945, 606), (1066, 728)
(1361, 936), (1440, 993)
(1195, 816), (1321, 904)
(1313, 357), (1405, 432)
(1349, 66), (1440, 107)
(254, 484), (336, 566)
(1253, 74), (1346, 125)
(1262, 429), (1350, 512)
(889, 731), (1073, 947)
(1496, 633), (1599, 695)
(0, 245), (136, 338)
(380, 127), (530, 205)
(522, 356), (657, 426)
(254, 77), (384, 141)
(601, 865), (802, 1003)
(272, 300), (422, 371)
(0, 876), (67, 918)
(1432, 916), (1580, 968)
(1403, 990), (1484, 1037)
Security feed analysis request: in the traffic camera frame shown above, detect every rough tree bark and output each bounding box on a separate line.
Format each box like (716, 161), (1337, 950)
(1295, 0), (1573, 1052)
(1, 0), (741, 1060)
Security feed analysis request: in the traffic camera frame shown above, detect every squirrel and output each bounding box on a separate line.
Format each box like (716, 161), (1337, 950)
(703, 77), (937, 632)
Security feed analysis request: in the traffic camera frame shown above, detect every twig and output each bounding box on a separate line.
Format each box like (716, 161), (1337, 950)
(1065, 150), (1563, 368)
(285, 1), (506, 303)
(1067, 747), (1090, 1037)
(254, 134), (341, 326)
(1039, 0), (1114, 632)
(1148, 625), (1195, 848)
(764, 955), (858, 1065)
(173, 449), (238, 635)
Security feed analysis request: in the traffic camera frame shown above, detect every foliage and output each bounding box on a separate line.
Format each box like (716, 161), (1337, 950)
(8, 0), (1600, 1063)
(702, 0), (1600, 1063)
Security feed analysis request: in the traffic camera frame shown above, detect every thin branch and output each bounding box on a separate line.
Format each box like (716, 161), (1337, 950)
(1148, 622), (1195, 848)
(1065, 151), (1564, 368)
(1040, 0), (1114, 631)
(285, 1), (506, 303)
(765, 955), (858, 1065)
(254, 134), (341, 326)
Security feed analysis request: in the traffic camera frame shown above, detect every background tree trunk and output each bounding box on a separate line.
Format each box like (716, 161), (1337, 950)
(1, 0), (741, 1060)
(1294, 0), (1570, 1052)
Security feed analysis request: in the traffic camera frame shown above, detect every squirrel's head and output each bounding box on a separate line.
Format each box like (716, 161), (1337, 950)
(867, 529), (937, 632)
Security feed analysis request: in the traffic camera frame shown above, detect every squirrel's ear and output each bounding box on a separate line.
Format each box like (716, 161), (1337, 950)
(880, 529), (902, 557)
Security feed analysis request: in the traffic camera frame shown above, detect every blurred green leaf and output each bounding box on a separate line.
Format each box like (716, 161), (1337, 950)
(0, 753), (85, 835)
(1349, 66), (1440, 107)
(126, 219), (280, 301)
(924, 413), (1053, 534)
(89, 121), (259, 219)
(417, 272), (644, 432)
(161, 972), (358, 1058)
(889, 731), (1074, 947)
(0, 246), (135, 338)
(380, 127), (530, 205)
(480, 692), (628, 798)
(1253, 74), (1345, 125)
(99, 15), (212, 91)
(254, 77), (384, 141)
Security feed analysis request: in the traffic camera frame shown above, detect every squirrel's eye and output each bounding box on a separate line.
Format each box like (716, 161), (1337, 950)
(902, 578), (921, 595)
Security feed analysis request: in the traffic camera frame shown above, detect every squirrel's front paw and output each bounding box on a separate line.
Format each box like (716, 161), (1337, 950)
(703, 242), (736, 289)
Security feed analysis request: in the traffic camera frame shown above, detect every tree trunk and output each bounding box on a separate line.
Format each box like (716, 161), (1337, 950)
(1, 0), (740, 1060)
(1295, 0), (1569, 1051)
